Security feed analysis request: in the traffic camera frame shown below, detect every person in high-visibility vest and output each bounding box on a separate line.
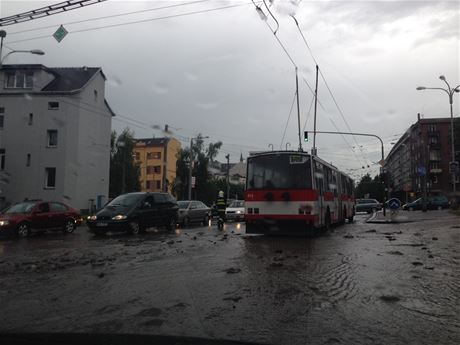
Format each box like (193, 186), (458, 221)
(216, 190), (226, 223)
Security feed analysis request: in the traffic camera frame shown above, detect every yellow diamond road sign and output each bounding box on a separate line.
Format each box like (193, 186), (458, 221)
(53, 25), (68, 43)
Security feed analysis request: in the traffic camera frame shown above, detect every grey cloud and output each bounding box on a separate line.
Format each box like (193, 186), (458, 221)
(195, 101), (219, 110)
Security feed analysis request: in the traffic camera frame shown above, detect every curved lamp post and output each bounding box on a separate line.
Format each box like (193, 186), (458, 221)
(0, 30), (45, 67)
(417, 76), (460, 194)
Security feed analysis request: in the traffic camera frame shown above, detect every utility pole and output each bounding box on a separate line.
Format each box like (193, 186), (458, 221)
(295, 68), (302, 151)
(188, 138), (193, 200)
(226, 154), (230, 199)
(0, 31), (6, 66)
(312, 64), (319, 156)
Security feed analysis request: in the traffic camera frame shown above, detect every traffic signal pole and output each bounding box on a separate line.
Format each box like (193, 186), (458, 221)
(307, 130), (387, 215)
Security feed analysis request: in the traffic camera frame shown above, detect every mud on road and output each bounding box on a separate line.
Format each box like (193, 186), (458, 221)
(0, 211), (459, 345)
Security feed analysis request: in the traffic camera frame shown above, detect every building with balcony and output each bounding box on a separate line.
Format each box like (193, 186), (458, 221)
(385, 114), (459, 201)
(133, 137), (181, 194)
(0, 64), (114, 211)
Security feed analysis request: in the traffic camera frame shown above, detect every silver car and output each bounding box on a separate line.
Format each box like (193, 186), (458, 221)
(177, 200), (211, 227)
(225, 200), (245, 222)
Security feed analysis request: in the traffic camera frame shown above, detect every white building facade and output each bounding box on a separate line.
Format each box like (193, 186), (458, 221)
(0, 64), (113, 212)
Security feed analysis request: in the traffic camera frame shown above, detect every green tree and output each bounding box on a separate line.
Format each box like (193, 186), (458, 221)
(173, 134), (223, 203)
(109, 128), (141, 197)
(355, 173), (384, 200)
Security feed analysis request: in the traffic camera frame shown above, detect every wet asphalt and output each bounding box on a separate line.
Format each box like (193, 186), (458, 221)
(0, 211), (459, 345)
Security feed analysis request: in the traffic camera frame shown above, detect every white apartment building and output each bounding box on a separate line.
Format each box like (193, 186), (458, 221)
(0, 64), (113, 212)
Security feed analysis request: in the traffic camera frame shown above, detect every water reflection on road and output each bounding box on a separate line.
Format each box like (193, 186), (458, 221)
(0, 212), (458, 345)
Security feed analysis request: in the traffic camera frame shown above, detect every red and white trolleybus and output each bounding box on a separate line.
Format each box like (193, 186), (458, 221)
(244, 150), (355, 234)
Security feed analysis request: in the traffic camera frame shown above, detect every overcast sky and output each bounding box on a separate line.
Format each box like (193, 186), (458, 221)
(1, 0), (459, 180)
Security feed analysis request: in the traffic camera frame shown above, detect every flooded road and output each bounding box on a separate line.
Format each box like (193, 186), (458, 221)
(0, 211), (459, 345)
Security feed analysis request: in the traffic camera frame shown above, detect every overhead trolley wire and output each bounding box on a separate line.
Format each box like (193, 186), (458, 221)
(5, 1), (259, 45)
(291, 14), (372, 166)
(0, 0), (107, 27)
(6, 0), (213, 35)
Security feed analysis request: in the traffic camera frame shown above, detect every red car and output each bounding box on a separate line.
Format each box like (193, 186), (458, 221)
(0, 200), (82, 237)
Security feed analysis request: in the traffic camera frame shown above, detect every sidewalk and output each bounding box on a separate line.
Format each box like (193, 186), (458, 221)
(366, 209), (411, 223)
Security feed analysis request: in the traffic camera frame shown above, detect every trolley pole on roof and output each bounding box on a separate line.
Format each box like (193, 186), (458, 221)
(295, 68), (303, 151)
(312, 65), (319, 156)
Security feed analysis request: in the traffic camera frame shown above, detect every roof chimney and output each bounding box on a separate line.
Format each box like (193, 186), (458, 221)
(417, 113), (421, 122)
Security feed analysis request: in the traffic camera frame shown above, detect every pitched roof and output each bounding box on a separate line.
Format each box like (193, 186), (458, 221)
(229, 162), (246, 177)
(135, 138), (170, 147)
(42, 67), (101, 92)
(1, 64), (103, 92)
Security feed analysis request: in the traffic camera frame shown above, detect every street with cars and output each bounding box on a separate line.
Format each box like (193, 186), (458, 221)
(0, 208), (458, 345)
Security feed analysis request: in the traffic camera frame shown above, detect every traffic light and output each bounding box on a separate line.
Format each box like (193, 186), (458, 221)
(304, 131), (309, 142)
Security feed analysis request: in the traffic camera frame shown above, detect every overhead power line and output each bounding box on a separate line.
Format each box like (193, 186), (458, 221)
(290, 13), (372, 166)
(5, 1), (257, 45)
(280, 92), (297, 149)
(0, 0), (107, 27)
(6, 0), (214, 36)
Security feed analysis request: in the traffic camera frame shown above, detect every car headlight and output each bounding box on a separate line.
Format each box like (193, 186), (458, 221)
(112, 214), (127, 220)
(0, 220), (9, 226)
(236, 210), (241, 214)
(87, 215), (97, 221)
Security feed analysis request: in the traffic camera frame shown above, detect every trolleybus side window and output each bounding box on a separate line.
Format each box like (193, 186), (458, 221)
(340, 174), (347, 195)
(330, 170), (338, 196)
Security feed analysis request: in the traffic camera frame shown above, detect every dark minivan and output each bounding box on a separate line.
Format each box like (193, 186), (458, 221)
(86, 192), (178, 235)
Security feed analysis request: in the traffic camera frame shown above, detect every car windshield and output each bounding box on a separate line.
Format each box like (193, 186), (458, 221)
(229, 201), (244, 208)
(3, 202), (36, 214)
(106, 194), (143, 207)
(178, 201), (191, 209)
(1, 2), (457, 345)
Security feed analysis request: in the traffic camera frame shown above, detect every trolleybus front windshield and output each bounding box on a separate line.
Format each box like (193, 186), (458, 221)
(247, 154), (312, 190)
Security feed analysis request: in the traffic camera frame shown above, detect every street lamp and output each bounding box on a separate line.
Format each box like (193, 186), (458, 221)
(188, 135), (209, 200)
(0, 30), (45, 67)
(417, 76), (460, 195)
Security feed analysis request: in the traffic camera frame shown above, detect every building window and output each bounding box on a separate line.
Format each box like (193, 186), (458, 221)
(429, 136), (438, 144)
(156, 180), (161, 189)
(0, 149), (5, 170)
(26, 154), (31, 167)
(45, 167), (56, 188)
(48, 102), (59, 110)
(135, 152), (140, 160)
(146, 166), (155, 174)
(47, 130), (58, 147)
(5, 71), (33, 88)
(28, 113), (33, 125)
(429, 150), (441, 161)
(94, 89), (98, 100)
(428, 124), (437, 132)
(147, 152), (161, 160)
(154, 166), (161, 174)
(146, 180), (153, 189)
(0, 107), (4, 129)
